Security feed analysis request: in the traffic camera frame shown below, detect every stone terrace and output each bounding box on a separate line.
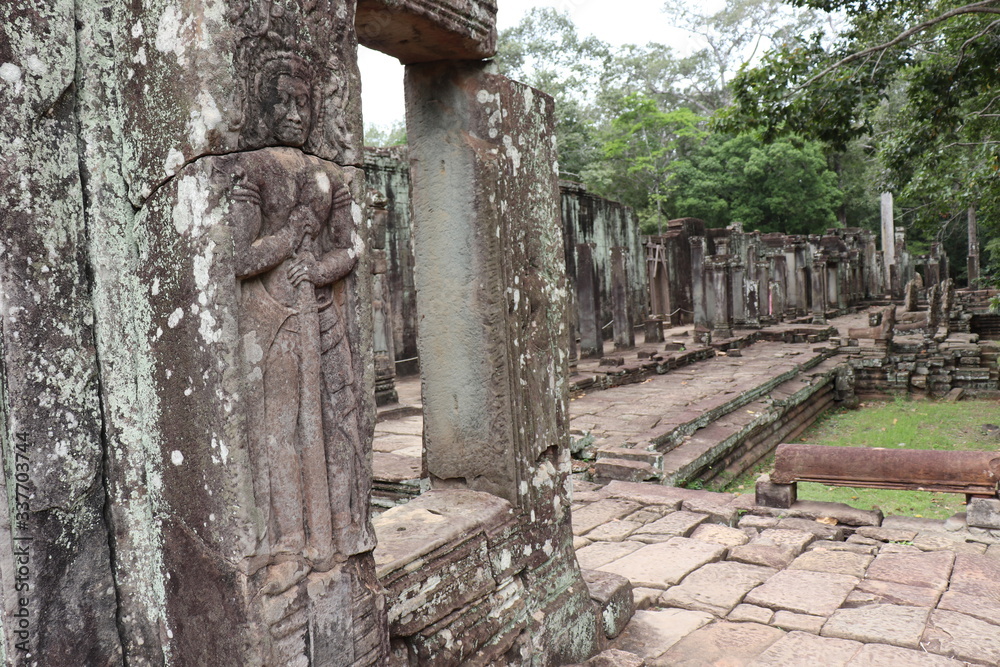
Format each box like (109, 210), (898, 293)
(372, 308), (1000, 664)
(572, 480), (1000, 667)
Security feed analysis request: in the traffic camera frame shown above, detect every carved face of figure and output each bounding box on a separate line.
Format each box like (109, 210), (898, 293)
(263, 73), (312, 147)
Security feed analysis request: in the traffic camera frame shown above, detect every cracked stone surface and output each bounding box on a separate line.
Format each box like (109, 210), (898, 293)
(744, 569), (859, 616)
(821, 604), (931, 649)
(566, 478), (1000, 666)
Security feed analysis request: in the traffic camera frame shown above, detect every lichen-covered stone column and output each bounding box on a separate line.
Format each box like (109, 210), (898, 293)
(12, 0), (388, 663)
(405, 59), (600, 664)
(0, 3), (122, 662)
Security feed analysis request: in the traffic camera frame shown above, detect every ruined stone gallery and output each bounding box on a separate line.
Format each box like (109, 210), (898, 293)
(4, 0), (1000, 666)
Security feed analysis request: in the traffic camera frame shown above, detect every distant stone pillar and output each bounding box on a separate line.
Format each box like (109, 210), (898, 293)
(372, 204), (399, 406)
(731, 260), (747, 325)
(690, 236), (711, 343)
(406, 59), (600, 663)
(968, 205), (980, 288)
(770, 254), (787, 321)
(790, 243), (809, 316)
(812, 256), (828, 323)
(611, 246), (634, 349)
(577, 242), (603, 357)
(826, 260), (841, 311)
(646, 240), (671, 317)
(881, 192), (896, 293)
(706, 256), (734, 339)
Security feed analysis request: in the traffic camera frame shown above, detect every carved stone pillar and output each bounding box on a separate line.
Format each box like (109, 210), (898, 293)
(65, 2), (385, 664)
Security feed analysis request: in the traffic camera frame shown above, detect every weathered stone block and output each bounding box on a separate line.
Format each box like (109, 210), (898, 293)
(357, 0), (497, 63)
(967, 497), (1000, 530)
(756, 474), (797, 509)
(582, 569), (635, 639)
(406, 60), (599, 663)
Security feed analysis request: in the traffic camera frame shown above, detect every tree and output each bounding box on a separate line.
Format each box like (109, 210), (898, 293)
(586, 94), (707, 228)
(720, 0), (1000, 276)
(663, 0), (830, 113)
(494, 8), (612, 180)
(364, 120), (407, 147)
(669, 133), (843, 234)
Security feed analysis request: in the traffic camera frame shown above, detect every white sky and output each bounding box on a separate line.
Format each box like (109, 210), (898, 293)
(359, 0), (700, 130)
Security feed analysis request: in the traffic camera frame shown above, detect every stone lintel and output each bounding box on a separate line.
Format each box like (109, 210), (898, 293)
(357, 0), (497, 63)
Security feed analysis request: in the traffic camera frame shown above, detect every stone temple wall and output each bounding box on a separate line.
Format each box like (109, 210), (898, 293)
(560, 181), (648, 341)
(646, 220), (948, 344)
(363, 154), (650, 373)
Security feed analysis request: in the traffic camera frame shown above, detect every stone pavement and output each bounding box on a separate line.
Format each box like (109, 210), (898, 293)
(571, 480), (1000, 666)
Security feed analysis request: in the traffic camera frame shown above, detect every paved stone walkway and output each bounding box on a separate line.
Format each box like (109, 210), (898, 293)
(572, 480), (1000, 666)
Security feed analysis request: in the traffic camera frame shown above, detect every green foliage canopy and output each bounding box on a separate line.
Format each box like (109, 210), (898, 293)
(670, 134), (843, 234)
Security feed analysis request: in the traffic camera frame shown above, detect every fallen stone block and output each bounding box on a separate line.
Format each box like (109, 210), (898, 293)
(967, 498), (1000, 530)
(582, 569), (635, 640)
(756, 474), (797, 509)
(595, 459), (659, 483)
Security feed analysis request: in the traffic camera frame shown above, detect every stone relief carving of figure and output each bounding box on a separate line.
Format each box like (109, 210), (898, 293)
(224, 48), (372, 574)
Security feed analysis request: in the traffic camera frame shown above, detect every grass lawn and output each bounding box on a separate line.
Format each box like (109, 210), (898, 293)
(723, 397), (1000, 519)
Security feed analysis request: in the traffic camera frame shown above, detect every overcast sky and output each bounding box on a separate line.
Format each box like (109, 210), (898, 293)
(359, 0), (700, 130)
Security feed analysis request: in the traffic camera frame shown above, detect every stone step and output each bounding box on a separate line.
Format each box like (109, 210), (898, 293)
(660, 361), (840, 487)
(595, 458), (659, 483)
(595, 446), (663, 468)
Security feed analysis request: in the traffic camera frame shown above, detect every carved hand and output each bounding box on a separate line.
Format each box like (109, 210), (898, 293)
(288, 251), (319, 287)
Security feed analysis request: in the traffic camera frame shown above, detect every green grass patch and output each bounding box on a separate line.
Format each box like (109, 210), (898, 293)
(722, 397), (1000, 519)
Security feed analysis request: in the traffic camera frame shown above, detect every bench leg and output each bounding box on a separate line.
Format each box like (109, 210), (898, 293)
(756, 474), (797, 509)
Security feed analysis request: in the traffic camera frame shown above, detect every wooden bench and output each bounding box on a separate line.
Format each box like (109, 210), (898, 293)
(757, 443), (1000, 508)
